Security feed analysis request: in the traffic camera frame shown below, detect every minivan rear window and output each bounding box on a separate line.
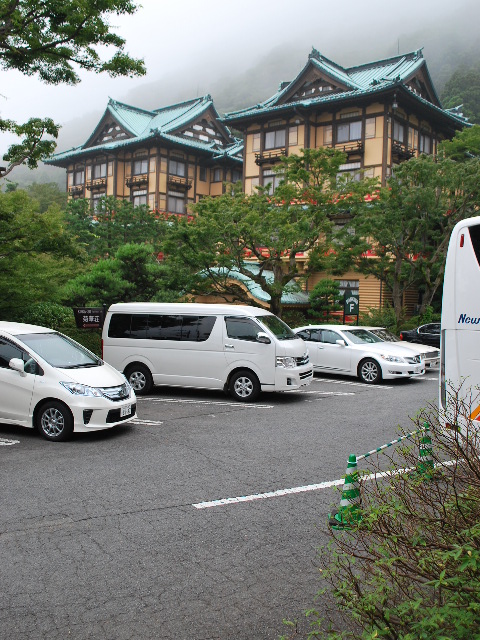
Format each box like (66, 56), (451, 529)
(108, 314), (216, 342)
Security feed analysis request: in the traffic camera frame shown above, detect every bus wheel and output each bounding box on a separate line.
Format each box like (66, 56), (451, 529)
(125, 364), (153, 395)
(358, 359), (382, 384)
(229, 369), (260, 402)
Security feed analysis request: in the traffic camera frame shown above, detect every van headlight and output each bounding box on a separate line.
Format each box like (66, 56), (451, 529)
(380, 354), (405, 363)
(60, 382), (103, 397)
(276, 356), (296, 369)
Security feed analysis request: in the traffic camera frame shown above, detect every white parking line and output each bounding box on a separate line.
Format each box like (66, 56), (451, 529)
(290, 390), (355, 396)
(0, 438), (20, 446)
(313, 377), (393, 389)
(130, 419), (164, 426)
(138, 398), (274, 409)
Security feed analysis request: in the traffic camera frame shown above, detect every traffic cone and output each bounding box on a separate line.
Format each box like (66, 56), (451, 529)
(328, 454), (362, 530)
(417, 423), (434, 479)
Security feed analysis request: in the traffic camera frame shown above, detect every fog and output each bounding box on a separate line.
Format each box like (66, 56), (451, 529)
(1, 0), (479, 182)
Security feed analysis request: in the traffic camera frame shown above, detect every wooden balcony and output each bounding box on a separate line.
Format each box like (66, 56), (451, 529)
(392, 142), (415, 161)
(167, 175), (192, 190)
(85, 177), (107, 191)
(68, 184), (84, 195)
(255, 149), (286, 166)
(336, 141), (364, 156)
(126, 174), (148, 188)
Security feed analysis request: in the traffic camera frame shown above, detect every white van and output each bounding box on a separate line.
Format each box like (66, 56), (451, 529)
(0, 322), (136, 442)
(441, 215), (480, 423)
(102, 303), (313, 401)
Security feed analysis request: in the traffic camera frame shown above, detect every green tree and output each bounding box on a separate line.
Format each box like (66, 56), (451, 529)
(440, 124), (480, 160)
(26, 182), (67, 212)
(159, 148), (372, 318)
(441, 63), (480, 125)
(61, 243), (177, 307)
(0, 0), (146, 177)
(65, 196), (163, 257)
(308, 279), (342, 322)
(338, 155), (480, 321)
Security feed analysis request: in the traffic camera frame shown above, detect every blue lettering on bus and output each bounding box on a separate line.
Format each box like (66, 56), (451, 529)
(458, 314), (480, 324)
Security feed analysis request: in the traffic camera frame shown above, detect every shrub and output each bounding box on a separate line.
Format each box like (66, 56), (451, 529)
(19, 302), (72, 330)
(359, 304), (399, 333)
(281, 388), (480, 639)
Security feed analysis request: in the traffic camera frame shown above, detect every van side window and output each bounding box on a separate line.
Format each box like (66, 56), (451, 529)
(182, 316), (216, 341)
(108, 313), (216, 342)
(148, 315), (183, 340)
(109, 314), (131, 338)
(225, 317), (260, 341)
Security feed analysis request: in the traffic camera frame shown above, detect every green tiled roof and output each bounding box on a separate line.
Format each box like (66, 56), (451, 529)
(207, 264), (309, 306)
(47, 95), (243, 165)
(224, 48), (468, 129)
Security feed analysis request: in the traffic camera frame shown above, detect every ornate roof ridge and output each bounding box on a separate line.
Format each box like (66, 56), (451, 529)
(346, 48), (424, 73)
(152, 94), (212, 114)
(108, 97), (155, 117)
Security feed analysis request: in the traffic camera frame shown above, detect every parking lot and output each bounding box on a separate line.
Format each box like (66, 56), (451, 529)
(0, 369), (439, 640)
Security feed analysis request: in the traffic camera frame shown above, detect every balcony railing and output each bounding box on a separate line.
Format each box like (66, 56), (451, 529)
(336, 141), (364, 156)
(255, 149), (286, 166)
(68, 184), (84, 195)
(126, 174), (148, 188)
(167, 175), (192, 190)
(85, 177), (107, 191)
(391, 142), (415, 160)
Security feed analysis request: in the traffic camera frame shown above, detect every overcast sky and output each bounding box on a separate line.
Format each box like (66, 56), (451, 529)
(1, 0), (479, 158)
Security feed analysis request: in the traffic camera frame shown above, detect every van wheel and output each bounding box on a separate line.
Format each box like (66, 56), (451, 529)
(125, 364), (153, 395)
(358, 358), (382, 384)
(36, 401), (74, 442)
(229, 370), (260, 402)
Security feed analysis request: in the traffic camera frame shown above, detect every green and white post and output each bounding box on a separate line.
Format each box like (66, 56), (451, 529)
(328, 454), (362, 530)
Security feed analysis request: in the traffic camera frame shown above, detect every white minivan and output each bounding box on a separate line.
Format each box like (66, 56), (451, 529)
(102, 303), (313, 401)
(0, 322), (136, 442)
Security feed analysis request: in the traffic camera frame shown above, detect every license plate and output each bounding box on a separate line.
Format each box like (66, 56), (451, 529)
(120, 404), (132, 417)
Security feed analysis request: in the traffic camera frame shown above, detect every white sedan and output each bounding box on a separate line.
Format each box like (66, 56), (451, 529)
(293, 324), (425, 384)
(362, 327), (440, 368)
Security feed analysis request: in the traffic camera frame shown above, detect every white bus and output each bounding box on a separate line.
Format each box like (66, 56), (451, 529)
(440, 216), (480, 423)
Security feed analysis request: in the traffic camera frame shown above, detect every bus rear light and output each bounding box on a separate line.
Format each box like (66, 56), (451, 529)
(460, 233), (464, 247)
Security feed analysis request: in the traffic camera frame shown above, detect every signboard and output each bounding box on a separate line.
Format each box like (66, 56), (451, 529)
(73, 307), (105, 329)
(343, 289), (359, 323)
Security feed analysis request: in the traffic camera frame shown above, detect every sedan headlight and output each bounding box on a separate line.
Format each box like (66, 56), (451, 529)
(60, 382), (103, 397)
(380, 354), (406, 363)
(276, 356), (297, 369)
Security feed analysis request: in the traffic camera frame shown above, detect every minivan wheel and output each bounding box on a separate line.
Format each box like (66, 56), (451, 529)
(358, 358), (382, 384)
(36, 401), (74, 442)
(229, 369), (260, 402)
(125, 364), (153, 395)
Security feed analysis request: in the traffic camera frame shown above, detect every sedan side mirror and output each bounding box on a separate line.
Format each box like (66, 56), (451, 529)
(336, 339), (347, 347)
(9, 357), (26, 376)
(256, 332), (271, 344)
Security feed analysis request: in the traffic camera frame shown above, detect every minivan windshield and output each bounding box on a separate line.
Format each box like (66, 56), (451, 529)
(18, 332), (102, 369)
(257, 315), (297, 340)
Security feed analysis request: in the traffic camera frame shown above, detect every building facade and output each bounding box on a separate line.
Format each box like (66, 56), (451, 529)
(47, 95), (243, 215)
(223, 48), (468, 313)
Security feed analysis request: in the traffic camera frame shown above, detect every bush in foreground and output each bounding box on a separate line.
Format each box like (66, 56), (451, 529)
(281, 390), (480, 639)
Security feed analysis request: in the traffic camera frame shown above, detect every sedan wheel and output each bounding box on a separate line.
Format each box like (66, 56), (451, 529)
(358, 358), (381, 384)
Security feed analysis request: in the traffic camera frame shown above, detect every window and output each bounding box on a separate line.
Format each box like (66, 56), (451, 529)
(288, 126), (298, 146)
(365, 118), (376, 139)
(132, 190), (147, 208)
(0, 339), (26, 369)
(133, 158), (148, 175)
(92, 193), (105, 211)
(167, 190), (186, 214)
(232, 169), (242, 183)
(262, 169), (283, 194)
(199, 166), (207, 182)
(420, 134), (431, 154)
(337, 280), (359, 297)
(323, 125), (332, 145)
(74, 169), (85, 185)
(320, 329), (342, 344)
(393, 121), (404, 143)
(337, 162), (361, 182)
(93, 162), (106, 179)
(108, 314), (216, 342)
(408, 127), (418, 150)
(213, 168), (222, 182)
(225, 317), (260, 342)
(337, 121), (362, 143)
(169, 159), (185, 177)
(265, 129), (286, 150)
(252, 132), (261, 152)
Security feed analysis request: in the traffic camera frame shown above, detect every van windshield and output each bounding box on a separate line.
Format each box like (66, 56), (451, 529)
(18, 332), (102, 369)
(257, 315), (297, 340)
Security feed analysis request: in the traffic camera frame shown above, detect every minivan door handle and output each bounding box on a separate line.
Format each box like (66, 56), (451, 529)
(225, 344), (235, 349)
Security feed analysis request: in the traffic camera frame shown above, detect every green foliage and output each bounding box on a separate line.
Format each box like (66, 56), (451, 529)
(26, 182), (67, 212)
(61, 243), (177, 307)
(308, 279), (342, 322)
(283, 396), (480, 639)
(440, 125), (480, 160)
(359, 304), (400, 334)
(0, 0), (145, 177)
(441, 64), (480, 125)
(399, 306), (441, 332)
(18, 302), (72, 330)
